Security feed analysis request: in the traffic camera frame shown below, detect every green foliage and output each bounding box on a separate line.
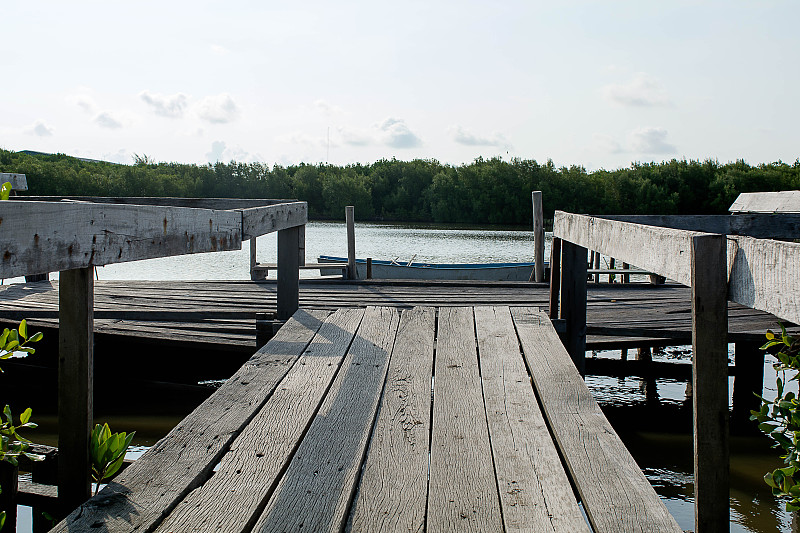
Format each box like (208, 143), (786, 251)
(0, 182), (10, 201)
(753, 324), (800, 511)
(4, 149), (800, 225)
(0, 405), (44, 468)
(90, 423), (135, 495)
(0, 319), (43, 372)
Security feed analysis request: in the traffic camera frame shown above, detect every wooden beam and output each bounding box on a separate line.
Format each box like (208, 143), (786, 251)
(532, 191), (545, 282)
(58, 267), (93, 515)
(691, 234), (729, 532)
(729, 190), (800, 213)
(19, 197), (294, 209)
(559, 240), (587, 374)
(731, 340), (764, 433)
(0, 173), (27, 191)
(240, 202), (307, 239)
(554, 211), (698, 286)
(728, 236), (800, 324)
(599, 213), (800, 239)
(0, 201), (242, 278)
(277, 226), (300, 320)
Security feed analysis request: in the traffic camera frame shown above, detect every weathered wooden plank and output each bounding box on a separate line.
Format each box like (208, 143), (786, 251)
(348, 306), (435, 533)
(728, 236), (800, 324)
(692, 235), (729, 533)
(51, 308), (333, 533)
(252, 306), (399, 532)
(428, 307), (503, 532)
(20, 197), (293, 209)
(0, 201), (242, 278)
(475, 306), (589, 533)
(240, 202), (307, 238)
(511, 307), (682, 532)
(57, 267), (93, 513)
(729, 190), (800, 213)
(599, 213), (800, 239)
(554, 211), (700, 286)
(0, 173), (27, 191)
(154, 307), (366, 533)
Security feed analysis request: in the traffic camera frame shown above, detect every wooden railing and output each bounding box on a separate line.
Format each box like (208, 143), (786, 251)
(551, 207), (800, 533)
(0, 197), (306, 516)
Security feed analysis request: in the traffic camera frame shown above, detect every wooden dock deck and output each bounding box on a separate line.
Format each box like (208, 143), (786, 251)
(0, 278), (787, 351)
(53, 305), (682, 532)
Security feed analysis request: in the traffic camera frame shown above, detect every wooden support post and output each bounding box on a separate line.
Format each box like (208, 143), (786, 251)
(58, 267), (93, 515)
(593, 250), (601, 283)
(731, 340), (765, 433)
(622, 262), (630, 284)
(346, 206), (356, 280)
(560, 240), (587, 375)
(548, 237), (561, 320)
(250, 237), (266, 281)
(532, 191), (545, 282)
(0, 462), (18, 532)
(277, 226), (300, 320)
(691, 234), (729, 532)
(609, 257), (615, 282)
(366, 258), (372, 279)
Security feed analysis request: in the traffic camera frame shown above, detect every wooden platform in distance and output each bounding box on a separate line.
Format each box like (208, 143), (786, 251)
(0, 279), (788, 351)
(53, 305), (682, 532)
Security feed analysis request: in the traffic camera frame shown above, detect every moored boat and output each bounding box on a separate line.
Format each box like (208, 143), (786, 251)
(317, 255), (543, 281)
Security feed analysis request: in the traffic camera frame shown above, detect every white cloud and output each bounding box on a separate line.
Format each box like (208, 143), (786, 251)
(25, 120), (54, 137)
(629, 127), (677, 154)
(314, 99), (344, 116)
(603, 73), (671, 107)
(449, 125), (508, 147)
(593, 133), (624, 154)
(94, 111), (124, 129)
(139, 90), (189, 118)
(377, 118), (421, 148)
(101, 149), (130, 164)
(67, 93), (97, 114)
(205, 140), (257, 163)
(196, 93), (240, 124)
(338, 127), (372, 146)
(210, 44), (229, 56)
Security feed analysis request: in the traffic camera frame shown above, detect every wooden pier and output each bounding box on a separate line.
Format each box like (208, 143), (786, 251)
(52, 305), (682, 532)
(4, 191), (800, 532)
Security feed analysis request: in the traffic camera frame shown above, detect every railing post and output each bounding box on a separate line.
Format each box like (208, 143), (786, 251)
(532, 191), (544, 282)
(277, 226), (300, 320)
(58, 267), (94, 515)
(731, 340), (765, 433)
(548, 237), (562, 319)
(560, 240), (587, 375)
(346, 206), (356, 280)
(691, 234), (729, 532)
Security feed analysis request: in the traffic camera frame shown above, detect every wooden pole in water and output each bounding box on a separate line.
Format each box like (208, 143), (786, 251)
(366, 258), (372, 279)
(560, 240), (587, 375)
(691, 234), (729, 532)
(346, 206), (356, 280)
(58, 267), (94, 514)
(622, 262), (630, 284)
(532, 191), (545, 282)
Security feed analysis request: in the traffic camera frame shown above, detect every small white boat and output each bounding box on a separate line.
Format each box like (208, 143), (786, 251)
(317, 255), (543, 281)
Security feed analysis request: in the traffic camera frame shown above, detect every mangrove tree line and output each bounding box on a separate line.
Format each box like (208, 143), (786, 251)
(2, 149), (799, 225)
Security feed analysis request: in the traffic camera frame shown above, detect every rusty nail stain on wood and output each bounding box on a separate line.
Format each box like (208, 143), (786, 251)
(163, 217), (168, 234)
(3, 251), (10, 261)
(34, 234), (39, 245)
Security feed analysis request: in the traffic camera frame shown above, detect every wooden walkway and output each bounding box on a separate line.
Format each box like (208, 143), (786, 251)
(53, 305), (682, 532)
(0, 279), (788, 351)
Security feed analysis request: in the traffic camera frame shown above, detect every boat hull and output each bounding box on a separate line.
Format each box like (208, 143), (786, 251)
(317, 256), (541, 281)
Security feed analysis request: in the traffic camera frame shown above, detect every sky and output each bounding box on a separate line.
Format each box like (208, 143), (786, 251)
(2, 0), (798, 171)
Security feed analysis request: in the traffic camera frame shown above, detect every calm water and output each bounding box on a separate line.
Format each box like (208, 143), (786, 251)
(10, 221), (795, 531)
